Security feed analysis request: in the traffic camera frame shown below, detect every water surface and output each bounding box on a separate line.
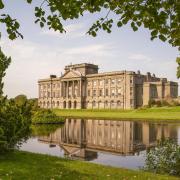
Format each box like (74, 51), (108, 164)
(20, 119), (180, 170)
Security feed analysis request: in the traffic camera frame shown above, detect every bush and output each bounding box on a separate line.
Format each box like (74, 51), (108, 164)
(0, 49), (31, 153)
(32, 109), (65, 124)
(148, 99), (156, 107)
(0, 98), (31, 153)
(161, 100), (170, 106)
(144, 139), (180, 176)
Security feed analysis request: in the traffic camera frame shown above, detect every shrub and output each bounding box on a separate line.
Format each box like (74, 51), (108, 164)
(32, 109), (65, 124)
(0, 49), (31, 153)
(144, 139), (180, 176)
(148, 99), (156, 107)
(161, 100), (170, 106)
(0, 98), (31, 153)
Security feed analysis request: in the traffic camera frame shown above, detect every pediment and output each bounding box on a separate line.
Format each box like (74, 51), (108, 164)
(61, 70), (82, 79)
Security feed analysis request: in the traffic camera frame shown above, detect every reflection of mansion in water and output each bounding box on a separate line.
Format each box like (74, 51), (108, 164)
(38, 63), (178, 109)
(38, 119), (177, 160)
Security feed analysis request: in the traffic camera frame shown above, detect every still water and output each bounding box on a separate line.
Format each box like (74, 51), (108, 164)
(20, 119), (180, 170)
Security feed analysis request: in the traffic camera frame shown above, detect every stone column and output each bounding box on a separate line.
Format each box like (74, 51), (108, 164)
(61, 82), (63, 97)
(80, 80), (82, 97)
(72, 81), (74, 97)
(67, 81), (69, 98)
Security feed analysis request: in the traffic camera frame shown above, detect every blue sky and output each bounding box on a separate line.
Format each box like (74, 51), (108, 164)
(1, 1), (179, 98)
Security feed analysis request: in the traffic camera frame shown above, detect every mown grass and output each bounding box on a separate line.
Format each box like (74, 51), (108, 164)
(53, 106), (180, 121)
(0, 151), (179, 180)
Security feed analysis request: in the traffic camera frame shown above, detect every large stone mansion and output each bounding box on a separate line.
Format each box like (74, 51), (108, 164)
(38, 63), (178, 109)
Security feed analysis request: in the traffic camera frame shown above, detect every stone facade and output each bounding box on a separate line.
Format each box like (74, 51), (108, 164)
(38, 63), (178, 109)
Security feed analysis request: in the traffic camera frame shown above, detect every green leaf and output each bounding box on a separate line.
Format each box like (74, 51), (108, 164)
(0, 0), (4, 9)
(159, 34), (167, 42)
(26, 0), (32, 3)
(117, 21), (122, 27)
(40, 22), (44, 28)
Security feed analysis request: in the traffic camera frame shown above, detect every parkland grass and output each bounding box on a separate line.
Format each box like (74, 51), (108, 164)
(53, 106), (180, 121)
(0, 151), (179, 180)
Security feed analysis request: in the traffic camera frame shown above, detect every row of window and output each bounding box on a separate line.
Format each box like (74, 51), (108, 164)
(90, 101), (122, 107)
(88, 78), (133, 86)
(39, 91), (60, 98)
(40, 83), (61, 90)
(88, 88), (123, 97)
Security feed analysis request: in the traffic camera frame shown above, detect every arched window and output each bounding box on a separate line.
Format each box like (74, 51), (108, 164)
(111, 100), (115, 109)
(39, 101), (42, 107)
(68, 101), (71, 109)
(92, 101), (96, 108)
(47, 101), (50, 108)
(117, 101), (121, 107)
(74, 101), (77, 109)
(57, 101), (60, 107)
(63, 101), (66, 109)
(104, 101), (108, 108)
(52, 101), (55, 108)
(98, 101), (102, 108)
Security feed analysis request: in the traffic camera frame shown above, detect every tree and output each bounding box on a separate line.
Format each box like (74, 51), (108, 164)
(0, 48), (31, 153)
(177, 57), (180, 78)
(14, 94), (28, 107)
(0, 48), (11, 96)
(0, 0), (179, 50)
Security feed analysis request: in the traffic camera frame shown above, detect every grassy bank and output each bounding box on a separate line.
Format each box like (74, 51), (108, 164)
(0, 151), (178, 180)
(54, 106), (180, 121)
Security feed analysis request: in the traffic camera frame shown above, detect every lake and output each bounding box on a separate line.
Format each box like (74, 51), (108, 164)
(20, 119), (180, 170)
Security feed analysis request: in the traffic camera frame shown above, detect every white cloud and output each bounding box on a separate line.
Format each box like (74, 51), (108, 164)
(1, 38), (115, 98)
(128, 53), (152, 62)
(42, 23), (86, 38)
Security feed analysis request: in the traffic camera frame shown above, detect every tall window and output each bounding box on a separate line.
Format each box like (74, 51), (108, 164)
(93, 80), (97, 86)
(99, 89), (103, 96)
(117, 78), (123, 84)
(105, 89), (108, 96)
(93, 90), (96, 96)
(111, 89), (115, 96)
(87, 90), (91, 96)
(105, 79), (109, 84)
(111, 79), (115, 85)
(99, 80), (103, 86)
(117, 88), (121, 95)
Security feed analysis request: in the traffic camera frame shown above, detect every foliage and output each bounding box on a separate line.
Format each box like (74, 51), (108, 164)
(0, 100), (31, 153)
(148, 99), (156, 107)
(31, 124), (63, 137)
(144, 139), (180, 176)
(32, 109), (65, 124)
(14, 94), (28, 107)
(0, 0), (179, 50)
(28, 98), (39, 112)
(0, 48), (11, 96)
(148, 99), (180, 107)
(0, 48), (31, 153)
(177, 57), (180, 78)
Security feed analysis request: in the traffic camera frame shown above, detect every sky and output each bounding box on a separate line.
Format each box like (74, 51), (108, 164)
(1, 1), (179, 98)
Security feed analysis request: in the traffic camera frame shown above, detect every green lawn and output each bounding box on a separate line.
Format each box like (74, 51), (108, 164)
(53, 106), (180, 121)
(0, 151), (179, 180)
